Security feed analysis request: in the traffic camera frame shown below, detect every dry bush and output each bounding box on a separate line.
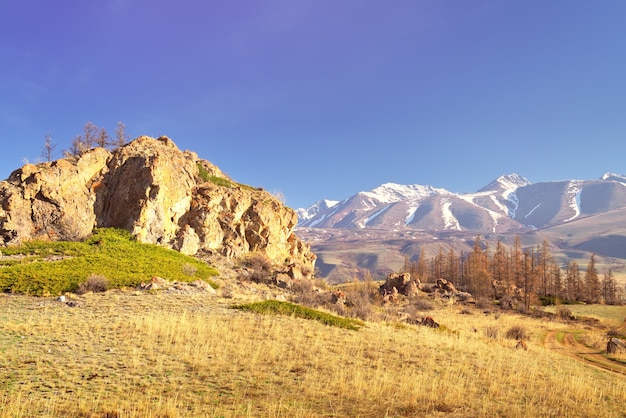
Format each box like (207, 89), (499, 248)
(343, 279), (380, 321)
(77, 274), (108, 294)
(413, 298), (434, 311)
(239, 253), (273, 284)
(556, 305), (574, 321)
(505, 325), (529, 340)
(484, 326), (499, 340)
(291, 279), (330, 307)
(475, 297), (492, 311)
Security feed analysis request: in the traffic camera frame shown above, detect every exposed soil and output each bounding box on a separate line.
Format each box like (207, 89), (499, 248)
(543, 323), (626, 376)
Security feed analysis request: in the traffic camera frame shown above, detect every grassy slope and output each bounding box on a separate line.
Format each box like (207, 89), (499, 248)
(0, 228), (218, 295)
(1, 291), (625, 417)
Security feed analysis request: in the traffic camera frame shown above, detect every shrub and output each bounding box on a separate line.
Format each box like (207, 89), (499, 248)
(475, 297), (492, 310)
(413, 298), (434, 311)
(240, 253), (273, 284)
(292, 279), (329, 307)
(556, 305), (574, 321)
(484, 326), (499, 340)
(77, 274), (108, 294)
(505, 325), (528, 340)
(231, 300), (364, 330)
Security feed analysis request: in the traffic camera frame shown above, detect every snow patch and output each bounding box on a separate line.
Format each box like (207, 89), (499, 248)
(365, 205), (391, 226)
(405, 206), (417, 225)
(564, 181), (582, 222)
(506, 191), (519, 218)
(525, 203), (541, 219)
(441, 199), (461, 230)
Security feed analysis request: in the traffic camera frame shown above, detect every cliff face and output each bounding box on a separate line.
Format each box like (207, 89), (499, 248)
(0, 136), (315, 271)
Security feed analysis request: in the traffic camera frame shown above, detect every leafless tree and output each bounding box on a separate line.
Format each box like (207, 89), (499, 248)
(114, 121), (130, 148)
(40, 132), (57, 162)
(95, 127), (110, 148)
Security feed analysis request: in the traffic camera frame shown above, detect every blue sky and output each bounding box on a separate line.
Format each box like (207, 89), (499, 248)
(1, 1), (625, 210)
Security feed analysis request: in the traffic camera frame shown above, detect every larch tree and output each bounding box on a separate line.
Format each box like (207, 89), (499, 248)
(40, 132), (57, 162)
(114, 121), (130, 148)
(584, 254), (600, 303)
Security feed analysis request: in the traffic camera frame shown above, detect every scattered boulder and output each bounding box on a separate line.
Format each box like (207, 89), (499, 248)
(275, 273), (293, 289)
(607, 337), (626, 354)
(420, 316), (439, 328)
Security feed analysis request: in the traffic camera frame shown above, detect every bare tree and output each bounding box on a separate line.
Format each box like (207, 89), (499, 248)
(95, 127), (110, 148)
(65, 135), (88, 158)
(82, 121), (98, 149)
(40, 132), (57, 162)
(114, 121), (130, 148)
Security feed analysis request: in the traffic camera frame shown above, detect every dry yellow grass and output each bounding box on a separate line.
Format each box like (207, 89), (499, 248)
(1, 291), (625, 417)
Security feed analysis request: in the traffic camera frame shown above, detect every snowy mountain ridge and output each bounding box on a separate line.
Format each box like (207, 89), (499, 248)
(297, 172), (626, 233)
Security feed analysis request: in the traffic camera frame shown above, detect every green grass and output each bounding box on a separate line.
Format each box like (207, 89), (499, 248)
(551, 305), (626, 327)
(0, 228), (218, 296)
(231, 300), (365, 330)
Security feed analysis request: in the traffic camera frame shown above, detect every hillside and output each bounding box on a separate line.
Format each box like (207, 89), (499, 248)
(1, 288), (625, 417)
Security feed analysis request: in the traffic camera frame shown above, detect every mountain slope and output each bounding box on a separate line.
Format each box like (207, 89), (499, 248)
(297, 173), (626, 283)
(299, 173), (626, 233)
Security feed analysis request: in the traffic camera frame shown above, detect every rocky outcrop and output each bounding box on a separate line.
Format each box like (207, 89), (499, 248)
(0, 136), (315, 272)
(379, 272), (421, 300)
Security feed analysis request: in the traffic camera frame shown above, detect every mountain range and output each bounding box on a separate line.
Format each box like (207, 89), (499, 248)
(296, 173), (626, 283)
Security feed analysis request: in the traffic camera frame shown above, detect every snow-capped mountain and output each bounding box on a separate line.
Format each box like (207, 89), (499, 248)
(298, 172), (626, 233)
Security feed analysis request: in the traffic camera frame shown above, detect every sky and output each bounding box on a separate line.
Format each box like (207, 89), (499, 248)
(1, 1), (626, 210)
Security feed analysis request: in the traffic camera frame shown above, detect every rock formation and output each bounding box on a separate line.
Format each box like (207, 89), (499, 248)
(379, 272), (421, 300)
(0, 136), (315, 273)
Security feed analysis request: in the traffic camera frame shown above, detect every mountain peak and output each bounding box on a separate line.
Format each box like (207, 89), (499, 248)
(601, 172), (626, 184)
(365, 182), (449, 204)
(478, 173), (531, 193)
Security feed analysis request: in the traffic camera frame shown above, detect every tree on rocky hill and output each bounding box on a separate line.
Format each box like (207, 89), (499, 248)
(40, 132), (57, 162)
(114, 121), (130, 148)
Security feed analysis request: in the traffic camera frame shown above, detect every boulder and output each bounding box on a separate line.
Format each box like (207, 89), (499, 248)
(607, 337), (626, 354)
(379, 272), (421, 299)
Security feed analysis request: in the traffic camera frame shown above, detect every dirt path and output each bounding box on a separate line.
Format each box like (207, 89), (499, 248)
(543, 328), (626, 376)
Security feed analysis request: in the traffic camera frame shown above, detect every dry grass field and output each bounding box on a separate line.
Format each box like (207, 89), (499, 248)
(1, 287), (626, 417)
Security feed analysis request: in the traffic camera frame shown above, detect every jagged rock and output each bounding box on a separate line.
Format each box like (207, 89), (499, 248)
(0, 136), (315, 271)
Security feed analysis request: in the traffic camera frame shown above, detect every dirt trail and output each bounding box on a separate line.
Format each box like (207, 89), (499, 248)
(543, 326), (626, 376)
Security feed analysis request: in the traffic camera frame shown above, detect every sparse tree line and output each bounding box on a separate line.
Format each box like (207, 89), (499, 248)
(402, 236), (624, 309)
(41, 121), (130, 162)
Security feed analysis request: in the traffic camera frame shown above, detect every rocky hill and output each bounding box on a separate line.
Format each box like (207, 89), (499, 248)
(0, 136), (315, 273)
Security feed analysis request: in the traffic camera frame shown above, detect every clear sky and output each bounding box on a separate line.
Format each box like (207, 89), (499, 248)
(1, 1), (625, 210)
